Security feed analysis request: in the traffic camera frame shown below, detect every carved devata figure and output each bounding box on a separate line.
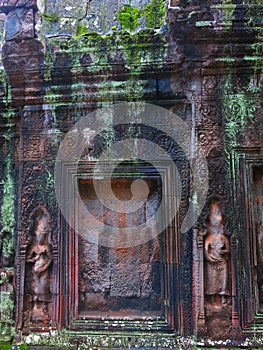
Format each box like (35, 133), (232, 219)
(24, 206), (52, 327)
(204, 196), (230, 310)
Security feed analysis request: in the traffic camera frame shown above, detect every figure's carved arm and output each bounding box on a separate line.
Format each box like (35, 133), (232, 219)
(220, 236), (230, 255)
(26, 248), (36, 262)
(204, 239), (223, 263)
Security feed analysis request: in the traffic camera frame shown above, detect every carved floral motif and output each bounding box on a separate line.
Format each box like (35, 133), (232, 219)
(202, 76), (217, 95)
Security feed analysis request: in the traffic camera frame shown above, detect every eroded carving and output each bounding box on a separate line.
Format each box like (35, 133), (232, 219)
(202, 76), (217, 95)
(0, 0), (37, 41)
(23, 206), (52, 328)
(204, 196), (230, 310)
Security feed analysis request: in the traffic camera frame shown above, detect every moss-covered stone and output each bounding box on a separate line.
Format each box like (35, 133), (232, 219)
(117, 5), (142, 32)
(144, 0), (165, 29)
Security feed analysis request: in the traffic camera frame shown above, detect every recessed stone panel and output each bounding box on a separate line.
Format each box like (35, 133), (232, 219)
(78, 177), (163, 319)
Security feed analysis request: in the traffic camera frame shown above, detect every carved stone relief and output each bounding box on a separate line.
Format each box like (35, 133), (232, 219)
(0, 0), (37, 40)
(23, 206), (52, 328)
(199, 195), (232, 338)
(204, 198), (230, 309)
(207, 148), (228, 199)
(202, 76), (217, 96)
(5, 7), (34, 40)
(196, 99), (222, 156)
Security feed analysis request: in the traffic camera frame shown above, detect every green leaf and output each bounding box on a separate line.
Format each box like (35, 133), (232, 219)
(74, 24), (88, 38)
(42, 13), (60, 22)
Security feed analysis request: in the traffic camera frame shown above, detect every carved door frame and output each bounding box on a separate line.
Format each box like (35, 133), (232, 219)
(231, 147), (263, 330)
(59, 160), (182, 332)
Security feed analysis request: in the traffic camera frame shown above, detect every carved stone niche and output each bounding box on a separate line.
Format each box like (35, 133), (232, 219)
(59, 160), (182, 332)
(195, 195), (232, 339)
(22, 205), (53, 331)
(232, 148), (263, 332)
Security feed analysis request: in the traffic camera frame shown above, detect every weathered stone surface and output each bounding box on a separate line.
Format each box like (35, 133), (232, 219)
(38, 0), (165, 37)
(78, 179), (162, 317)
(0, 0), (262, 347)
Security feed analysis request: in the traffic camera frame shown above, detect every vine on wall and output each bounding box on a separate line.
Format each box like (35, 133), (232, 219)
(222, 77), (260, 151)
(0, 75), (16, 343)
(1, 153), (15, 263)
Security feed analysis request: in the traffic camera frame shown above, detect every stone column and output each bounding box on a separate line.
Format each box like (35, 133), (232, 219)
(0, 0), (44, 106)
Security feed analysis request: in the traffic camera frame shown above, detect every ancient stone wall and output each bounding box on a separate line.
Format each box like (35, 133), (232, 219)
(0, 0), (262, 348)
